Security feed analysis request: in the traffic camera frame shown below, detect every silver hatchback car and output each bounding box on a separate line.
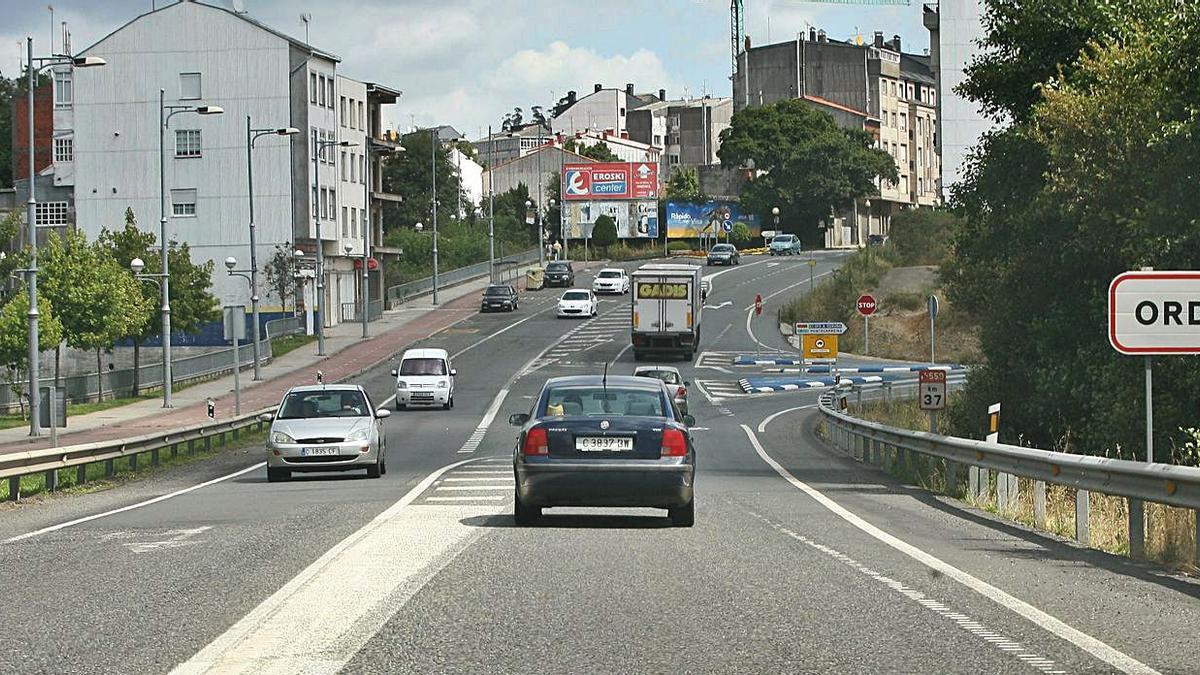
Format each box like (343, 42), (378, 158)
(262, 384), (391, 482)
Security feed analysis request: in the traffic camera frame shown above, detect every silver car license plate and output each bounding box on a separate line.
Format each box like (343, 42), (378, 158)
(575, 436), (633, 452)
(301, 446), (339, 456)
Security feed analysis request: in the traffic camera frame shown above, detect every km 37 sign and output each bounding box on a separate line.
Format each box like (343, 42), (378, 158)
(1109, 271), (1200, 354)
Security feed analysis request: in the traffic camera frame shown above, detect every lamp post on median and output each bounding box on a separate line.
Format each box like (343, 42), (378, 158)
(22, 37), (106, 436)
(160, 90), (224, 408)
(313, 137), (357, 356)
(246, 118), (299, 380)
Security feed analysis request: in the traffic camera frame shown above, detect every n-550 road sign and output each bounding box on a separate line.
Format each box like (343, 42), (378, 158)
(1109, 271), (1200, 354)
(919, 369), (947, 411)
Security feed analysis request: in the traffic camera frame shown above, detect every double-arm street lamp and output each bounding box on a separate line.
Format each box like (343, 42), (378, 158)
(246, 118), (299, 380)
(22, 37), (105, 436)
(313, 137), (356, 356)
(160, 89), (223, 408)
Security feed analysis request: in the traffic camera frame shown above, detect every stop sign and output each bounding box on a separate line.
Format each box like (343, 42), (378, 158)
(857, 294), (877, 316)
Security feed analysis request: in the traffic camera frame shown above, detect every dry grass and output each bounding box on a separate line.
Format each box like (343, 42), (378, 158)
(848, 397), (1198, 571)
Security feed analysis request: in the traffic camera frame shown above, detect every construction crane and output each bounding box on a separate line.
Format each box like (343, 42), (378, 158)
(730, 0), (912, 81)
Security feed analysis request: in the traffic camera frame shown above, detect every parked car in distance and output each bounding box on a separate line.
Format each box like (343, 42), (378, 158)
(706, 243), (740, 266)
(391, 348), (456, 410)
(867, 234), (889, 247)
(557, 289), (597, 318)
(481, 284), (519, 312)
(508, 375), (697, 526)
(769, 234), (802, 255)
(633, 365), (689, 415)
(262, 384), (390, 482)
(592, 268), (630, 295)
(544, 260), (576, 287)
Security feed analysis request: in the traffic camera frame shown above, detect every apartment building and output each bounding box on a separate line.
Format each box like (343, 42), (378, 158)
(924, 1), (993, 192)
(627, 96), (732, 171)
(57, 0), (398, 338)
(733, 28), (942, 246)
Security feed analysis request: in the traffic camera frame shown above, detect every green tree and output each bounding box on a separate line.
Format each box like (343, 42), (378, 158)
(380, 129), (468, 236)
(0, 293), (63, 419)
(944, 0), (1200, 458)
(718, 99), (897, 245)
(729, 222), (752, 246)
(0, 211), (22, 301)
(264, 243), (299, 316)
(98, 209), (157, 394)
(663, 167), (706, 204)
(591, 214), (618, 252)
(886, 208), (964, 266)
(563, 139), (620, 162)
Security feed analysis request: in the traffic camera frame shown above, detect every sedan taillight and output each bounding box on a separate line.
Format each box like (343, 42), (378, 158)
(676, 386), (687, 399)
(522, 427), (549, 456)
(661, 428), (687, 457)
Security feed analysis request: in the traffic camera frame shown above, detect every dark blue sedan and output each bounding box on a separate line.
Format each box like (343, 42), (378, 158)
(508, 375), (697, 527)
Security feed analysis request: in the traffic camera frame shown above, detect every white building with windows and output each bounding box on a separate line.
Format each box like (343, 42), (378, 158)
(58, 0), (399, 340)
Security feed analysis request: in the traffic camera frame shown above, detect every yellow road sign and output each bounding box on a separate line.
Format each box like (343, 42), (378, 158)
(802, 333), (839, 361)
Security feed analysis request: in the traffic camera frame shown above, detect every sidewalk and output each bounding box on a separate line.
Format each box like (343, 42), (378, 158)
(0, 266), (544, 454)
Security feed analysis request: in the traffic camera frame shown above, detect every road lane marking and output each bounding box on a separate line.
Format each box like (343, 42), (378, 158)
(434, 485), (512, 491)
(740, 424), (1161, 675)
(4, 462), (266, 544)
(425, 496), (506, 502)
(757, 404), (817, 433)
(170, 458), (506, 674)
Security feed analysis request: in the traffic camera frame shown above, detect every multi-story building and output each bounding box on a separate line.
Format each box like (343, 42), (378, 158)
(550, 84), (662, 138)
(924, 1), (993, 194)
(474, 124), (553, 166)
(627, 96), (732, 172)
(57, 0), (399, 338)
(733, 28), (942, 246)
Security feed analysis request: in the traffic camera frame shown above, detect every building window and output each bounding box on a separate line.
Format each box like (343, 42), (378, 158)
(350, 207), (357, 238)
(653, 134), (662, 145)
(890, 81), (897, 97)
(175, 129), (202, 158)
(361, 155), (366, 184)
(327, 79), (334, 109)
(342, 206), (349, 236)
(54, 70), (72, 109)
(310, 72), (317, 104)
(341, 151), (348, 180)
(53, 136), (73, 162)
(359, 101), (365, 130)
(619, 107), (626, 117)
(321, 188), (330, 220)
(180, 72), (201, 100)
(899, 113), (907, 132)
(312, 186), (319, 217)
(930, 90), (936, 105)
(350, 153), (356, 183)
(318, 75), (326, 106)
(36, 201), (69, 226)
(171, 189), (197, 217)
(340, 96), (346, 126)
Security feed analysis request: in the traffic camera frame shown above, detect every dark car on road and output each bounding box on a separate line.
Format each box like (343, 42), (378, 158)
(706, 243), (740, 266)
(481, 284), (519, 312)
(544, 260), (575, 287)
(509, 375), (697, 527)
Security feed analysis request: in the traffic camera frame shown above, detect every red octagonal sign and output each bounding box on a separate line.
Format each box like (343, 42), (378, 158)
(857, 294), (877, 316)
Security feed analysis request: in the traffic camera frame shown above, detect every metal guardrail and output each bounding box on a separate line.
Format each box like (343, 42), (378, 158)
(264, 316), (303, 339)
(818, 388), (1200, 559)
(340, 299), (385, 323)
(2, 408), (271, 501)
(384, 248), (540, 309)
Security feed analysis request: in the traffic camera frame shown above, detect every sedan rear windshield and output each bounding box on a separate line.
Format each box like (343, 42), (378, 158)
(546, 263), (570, 272)
(484, 286), (511, 296)
(598, 270), (623, 278)
(636, 370), (680, 385)
(562, 291), (590, 301)
(398, 358), (447, 376)
(542, 386), (665, 417)
(774, 235), (794, 243)
(711, 245), (734, 252)
(278, 391), (369, 419)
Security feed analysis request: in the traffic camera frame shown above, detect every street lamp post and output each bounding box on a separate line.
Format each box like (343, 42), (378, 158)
(430, 129), (439, 306)
(313, 137), (356, 356)
(246, 118), (299, 380)
(160, 90), (224, 407)
(547, 199), (558, 259)
(22, 37), (105, 436)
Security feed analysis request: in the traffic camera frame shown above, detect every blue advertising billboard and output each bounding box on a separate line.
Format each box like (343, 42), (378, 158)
(666, 202), (761, 239)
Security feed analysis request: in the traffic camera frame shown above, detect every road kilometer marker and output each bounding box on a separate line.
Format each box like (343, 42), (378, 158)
(741, 424), (1160, 675)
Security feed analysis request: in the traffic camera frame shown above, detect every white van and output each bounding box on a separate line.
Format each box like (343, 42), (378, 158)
(391, 348), (455, 410)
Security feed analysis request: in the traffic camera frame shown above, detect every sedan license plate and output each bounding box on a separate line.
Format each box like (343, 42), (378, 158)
(575, 436), (633, 452)
(301, 446), (339, 457)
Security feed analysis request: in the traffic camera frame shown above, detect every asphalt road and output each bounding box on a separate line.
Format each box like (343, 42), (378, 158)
(1, 252), (1197, 675)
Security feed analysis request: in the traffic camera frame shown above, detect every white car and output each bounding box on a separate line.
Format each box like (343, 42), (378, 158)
(592, 268), (630, 295)
(391, 348), (456, 410)
(557, 289), (598, 318)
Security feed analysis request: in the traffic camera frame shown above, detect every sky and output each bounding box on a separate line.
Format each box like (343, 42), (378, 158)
(0, 0), (930, 141)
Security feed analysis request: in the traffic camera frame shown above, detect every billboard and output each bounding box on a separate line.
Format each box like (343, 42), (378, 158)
(563, 162), (659, 200)
(665, 201), (761, 239)
(566, 201), (659, 239)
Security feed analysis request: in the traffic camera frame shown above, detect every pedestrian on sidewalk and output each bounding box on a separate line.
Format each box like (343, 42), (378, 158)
(552, 240), (562, 261)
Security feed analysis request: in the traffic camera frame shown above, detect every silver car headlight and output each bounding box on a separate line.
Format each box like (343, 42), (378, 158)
(346, 428), (370, 442)
(270, 430), (295, 445)
(438, 380), (448, 388)
(396, 380), (407, 389)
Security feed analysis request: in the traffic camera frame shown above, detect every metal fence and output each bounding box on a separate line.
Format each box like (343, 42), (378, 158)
(340, 299), (385, 323)
(385, 249), (540, 309)
(264, 316), (303, 339)
(818, 388), (1200, 561)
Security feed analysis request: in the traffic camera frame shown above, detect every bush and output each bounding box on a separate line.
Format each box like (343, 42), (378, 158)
(591, 215), (618, 251)
(887, 208), (964, 266)
(883, 290), (924, 312)
(667, 241), (693, 253)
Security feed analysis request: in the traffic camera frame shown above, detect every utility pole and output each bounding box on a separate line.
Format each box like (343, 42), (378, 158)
(431, 127), (439, 305)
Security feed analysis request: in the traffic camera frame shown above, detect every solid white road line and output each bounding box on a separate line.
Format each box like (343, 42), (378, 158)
(739, 424), (1160, 675)
(441, 477), (512, 482)
(434, 485), (512, 491)
(5, 462), (266, 544)
(170, 457), (505, 674)
(756, 404), (817, 433)
(425, 496), (507, 502)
